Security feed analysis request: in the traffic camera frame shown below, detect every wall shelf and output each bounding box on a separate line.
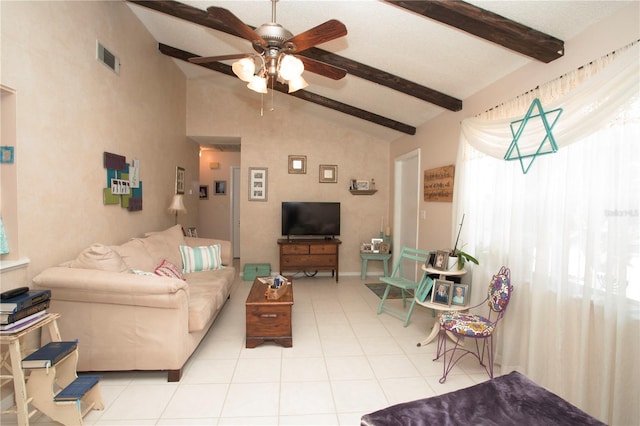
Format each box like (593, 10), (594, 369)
(349, 190), (377, 195)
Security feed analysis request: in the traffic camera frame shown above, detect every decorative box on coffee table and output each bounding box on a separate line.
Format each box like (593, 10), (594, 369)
(245, 277), (294, 348)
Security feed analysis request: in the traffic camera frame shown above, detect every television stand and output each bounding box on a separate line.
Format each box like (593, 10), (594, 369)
(278, 238), (341, 282)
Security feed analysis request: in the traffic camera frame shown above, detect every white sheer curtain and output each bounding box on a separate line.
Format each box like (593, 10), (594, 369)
(453, 42), (639, 424)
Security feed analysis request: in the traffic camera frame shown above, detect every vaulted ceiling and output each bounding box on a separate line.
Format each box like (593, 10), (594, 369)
(127, 0), (630, 142)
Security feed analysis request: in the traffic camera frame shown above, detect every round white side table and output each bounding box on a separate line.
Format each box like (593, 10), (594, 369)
(416, 265), (467, 346)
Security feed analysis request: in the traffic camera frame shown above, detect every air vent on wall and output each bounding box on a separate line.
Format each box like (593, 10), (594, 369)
(96, 41), (120, 75)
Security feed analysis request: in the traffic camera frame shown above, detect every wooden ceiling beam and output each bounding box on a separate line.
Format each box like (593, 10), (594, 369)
(386, 0), (564, 63)
(128, 0), (461, 111)
(159, 43), (417, 135)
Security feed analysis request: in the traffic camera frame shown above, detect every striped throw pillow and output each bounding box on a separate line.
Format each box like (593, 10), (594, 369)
(154, 259), (185, 280)
(180, 244), (222, 273)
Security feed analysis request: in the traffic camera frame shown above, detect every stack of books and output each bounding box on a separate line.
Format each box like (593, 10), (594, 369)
(0, 289), (51, 333)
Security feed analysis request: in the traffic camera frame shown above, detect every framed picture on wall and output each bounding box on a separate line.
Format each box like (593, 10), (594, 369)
(214, 180), (227, 195)
(175, 166), (185, 194)
(248, 167), (268, 201)
(288, 155), (307, 174)
(319, 165), (338, 183)
(199, 185), (209, 200)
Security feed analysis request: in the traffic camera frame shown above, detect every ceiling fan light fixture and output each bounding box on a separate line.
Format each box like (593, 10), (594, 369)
(247, 75), (268, 94)
(278, 54), (304, 81)
(287, 75), (308, 93)
(232, 57), (255, 82)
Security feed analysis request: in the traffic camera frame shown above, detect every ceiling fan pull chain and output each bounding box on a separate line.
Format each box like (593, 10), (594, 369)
(270, 78), (276, 111)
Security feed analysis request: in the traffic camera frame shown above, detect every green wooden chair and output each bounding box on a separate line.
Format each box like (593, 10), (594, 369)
(377, 246), (433, 326)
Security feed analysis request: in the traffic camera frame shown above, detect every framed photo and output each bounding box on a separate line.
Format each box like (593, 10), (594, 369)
(371, 238), (383, 253)
(0, 146), (14, 164)
(355, 179), (370, 190)
(175, 166), (185, 194)
(319, 164), (338, 183)
(214, 180), (227, 195)
(187, 227), (198, 238)
(434, 250), (449, 271)
(288, 155), (307, 174)
(452, 284), (470, 306)
(361, 243), (373, 253)
(248, 167), (268, 201)
(431, 279), (453, 306)
(379, 242), (390, 254)
(426, 252), (436, 268)
(199, 185), (209, 200)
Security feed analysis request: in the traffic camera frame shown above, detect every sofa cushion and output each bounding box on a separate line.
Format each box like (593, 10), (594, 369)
(180, 244), (222, 273)
(112, 238), (155, 272)
(185, 267), (235, 331)
(154, 259), (185, 280)
(68, 244), (129, 272)
(143, 225), (186, 270)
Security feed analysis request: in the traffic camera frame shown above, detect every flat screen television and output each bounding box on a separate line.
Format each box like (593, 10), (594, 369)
(282, 202), (340, 238)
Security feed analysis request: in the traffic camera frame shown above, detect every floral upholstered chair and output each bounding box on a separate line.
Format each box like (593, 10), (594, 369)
(434, 266), (513, 383)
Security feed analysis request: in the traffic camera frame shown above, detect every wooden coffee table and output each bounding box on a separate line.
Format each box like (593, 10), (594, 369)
(245, 277), (294, 348)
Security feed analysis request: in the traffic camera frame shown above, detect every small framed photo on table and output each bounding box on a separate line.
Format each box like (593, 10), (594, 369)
(371, 238), (383, 253)
(452, 284), (470, 306)
(431, 279), (453, 306)
(434, 250), (449, 270)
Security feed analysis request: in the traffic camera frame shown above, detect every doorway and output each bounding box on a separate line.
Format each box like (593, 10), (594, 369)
(393, 149), (421, 278)
(231, 166), (240, 258)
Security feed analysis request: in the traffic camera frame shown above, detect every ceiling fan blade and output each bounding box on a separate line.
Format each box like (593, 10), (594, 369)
(189, 53), (252, 64)
(298, 56), (347, 80)
(284, 19), (347, 53)
(206, 6), (267, 48)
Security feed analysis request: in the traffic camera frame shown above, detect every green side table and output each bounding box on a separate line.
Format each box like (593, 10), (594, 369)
(360, 252), (392, 279)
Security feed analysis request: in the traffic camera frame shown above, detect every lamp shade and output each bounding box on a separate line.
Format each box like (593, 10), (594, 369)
(232, 58), (255, 82)
(167, 194), (187, 214)
(279, 55), (304, 81)
(247, 75), (268, 94)
(287, 75), (309, 93)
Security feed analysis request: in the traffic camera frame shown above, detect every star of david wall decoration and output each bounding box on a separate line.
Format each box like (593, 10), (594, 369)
(504, 98), (563, 174)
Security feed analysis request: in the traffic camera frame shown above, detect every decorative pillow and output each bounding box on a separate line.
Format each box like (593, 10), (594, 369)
(143, 225), (186, 270)
(69, 244), (129, 272)
(180, 244), (223, 273)
(131, 268), (155, 276)
(154, 259), (185, 280)
(112, 238), (155, 272)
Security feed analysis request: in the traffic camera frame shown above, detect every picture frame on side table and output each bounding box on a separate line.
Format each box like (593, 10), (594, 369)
(288, 155), (307, 174)
(452, 284), (470, 306)
(434, 250), (449, 271)
(361, 243), (373, 253)
(431, 279), (453, 306)
(371, 238), (383, 253)
(248, 167), (268, 201)
(319, 164), (338, 183)
(175, 166), (185, 194)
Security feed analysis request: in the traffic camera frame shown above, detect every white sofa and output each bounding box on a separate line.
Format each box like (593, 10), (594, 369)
(32, 225), (235, 381)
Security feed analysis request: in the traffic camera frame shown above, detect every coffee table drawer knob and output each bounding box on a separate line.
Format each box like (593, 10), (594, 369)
(260, 314), (278, 318)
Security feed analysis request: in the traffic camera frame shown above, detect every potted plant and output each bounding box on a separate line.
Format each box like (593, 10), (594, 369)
(450, 214), (479, 270)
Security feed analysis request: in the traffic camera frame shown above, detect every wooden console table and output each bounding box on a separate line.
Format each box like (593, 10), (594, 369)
(278, 238), (341, 282)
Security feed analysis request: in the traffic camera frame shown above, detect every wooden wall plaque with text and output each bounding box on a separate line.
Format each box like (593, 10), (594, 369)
(424, 165), (455, 202)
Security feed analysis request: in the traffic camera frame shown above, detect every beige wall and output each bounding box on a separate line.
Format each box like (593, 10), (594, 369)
(1, 1), (197, 282)
(188, 79), (391, 274)
(390, 1), (640, 254)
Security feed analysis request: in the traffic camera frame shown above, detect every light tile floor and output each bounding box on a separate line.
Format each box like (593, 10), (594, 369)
(4, 265), (494, 425)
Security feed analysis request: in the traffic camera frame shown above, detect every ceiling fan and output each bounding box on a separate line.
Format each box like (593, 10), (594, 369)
(189, 0), (348, 94)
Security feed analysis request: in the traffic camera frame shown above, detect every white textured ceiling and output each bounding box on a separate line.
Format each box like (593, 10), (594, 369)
(127, 0), (630, 142)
